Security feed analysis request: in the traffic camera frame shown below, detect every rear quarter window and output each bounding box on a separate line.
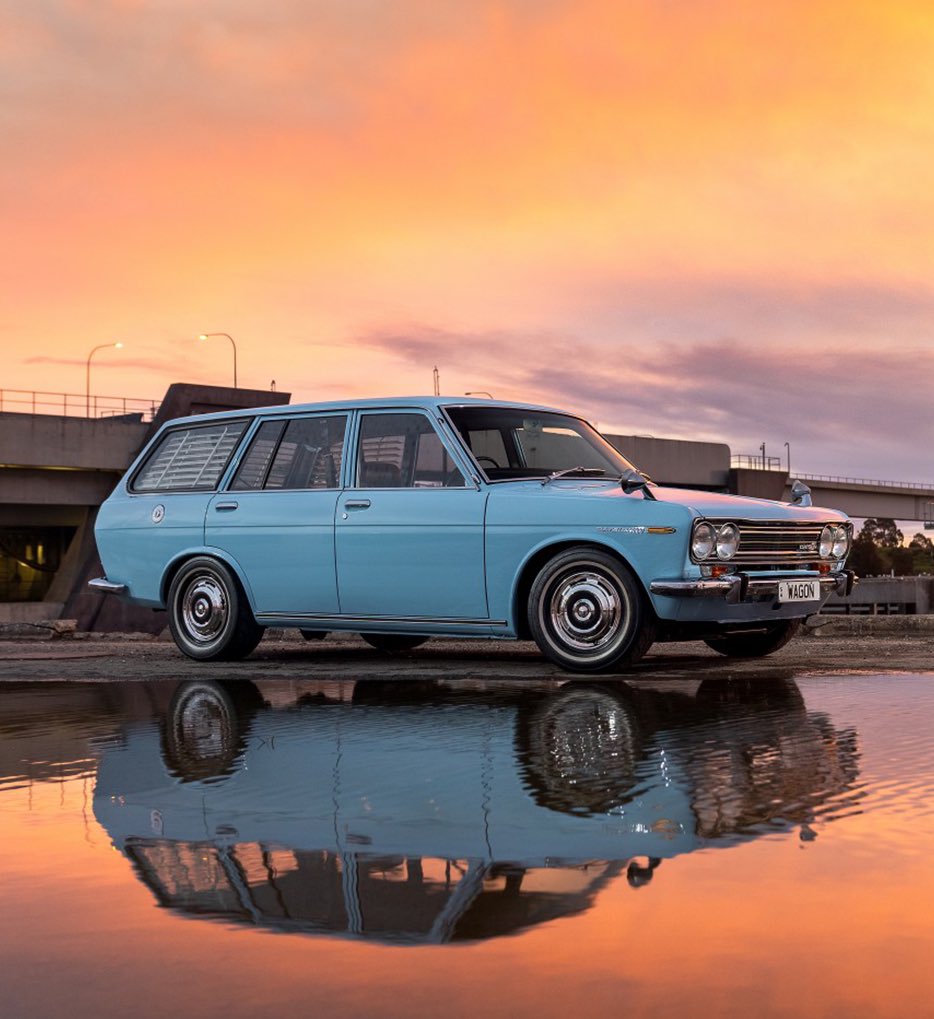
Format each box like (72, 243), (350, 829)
(131, 420), (249, 492)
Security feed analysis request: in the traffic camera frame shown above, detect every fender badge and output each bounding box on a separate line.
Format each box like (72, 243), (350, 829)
(151, 505), (165, 524)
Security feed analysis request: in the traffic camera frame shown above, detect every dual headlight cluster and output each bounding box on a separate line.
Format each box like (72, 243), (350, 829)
(818, 523), (852, 559)
(690, 521), (852, 562)
(691, 521), (741, 561)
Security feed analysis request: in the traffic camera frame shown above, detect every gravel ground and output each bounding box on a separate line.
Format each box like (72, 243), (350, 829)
(1, 617), (932, 682)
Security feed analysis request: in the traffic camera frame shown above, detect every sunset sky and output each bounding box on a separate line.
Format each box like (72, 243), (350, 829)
(3, 1), (934, 480)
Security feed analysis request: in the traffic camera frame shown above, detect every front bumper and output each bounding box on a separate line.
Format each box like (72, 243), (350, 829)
(650, 570), (856, 605)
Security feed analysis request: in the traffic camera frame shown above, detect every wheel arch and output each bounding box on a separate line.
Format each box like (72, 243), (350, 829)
(160, 548), (256, 612)
(512, 539), (654, 640)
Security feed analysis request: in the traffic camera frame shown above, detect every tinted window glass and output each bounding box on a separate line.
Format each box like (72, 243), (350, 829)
(357, 414), (464, 488)
(259, 416), (347, 490)
(133, 421), (248, 492)
(230, 421), (286, 491)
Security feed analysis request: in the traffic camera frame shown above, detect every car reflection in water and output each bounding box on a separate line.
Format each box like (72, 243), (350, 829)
(93, 677), (862, 945)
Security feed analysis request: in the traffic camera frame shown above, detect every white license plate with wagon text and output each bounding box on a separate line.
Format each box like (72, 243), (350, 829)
(778, 580), (821, 603)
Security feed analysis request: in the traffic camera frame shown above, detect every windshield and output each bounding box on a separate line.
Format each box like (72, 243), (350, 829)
(445, 406), (639, 481)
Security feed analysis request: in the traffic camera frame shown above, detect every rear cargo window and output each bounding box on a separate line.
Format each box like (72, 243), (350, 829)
(132, 420), (249, 492)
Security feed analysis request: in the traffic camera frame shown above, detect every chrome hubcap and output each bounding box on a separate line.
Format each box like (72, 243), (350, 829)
(180, 575), (228, 645)
(549, 569), (627, 652)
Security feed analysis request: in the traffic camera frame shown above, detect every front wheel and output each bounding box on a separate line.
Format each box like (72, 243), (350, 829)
(528, 548), (654, 673)
(702, 619), (801, 658)
(167, 557), (264, 661)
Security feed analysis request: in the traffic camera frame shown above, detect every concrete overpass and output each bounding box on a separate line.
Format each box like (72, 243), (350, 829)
(608, 438), (934, 523)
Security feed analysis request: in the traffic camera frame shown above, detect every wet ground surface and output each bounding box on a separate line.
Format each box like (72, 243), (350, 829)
(1, 626), (933, 682)
(2, 642), (934, 1018)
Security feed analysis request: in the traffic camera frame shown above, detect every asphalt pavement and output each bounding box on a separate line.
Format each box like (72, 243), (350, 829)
(1, 617), (932, 682)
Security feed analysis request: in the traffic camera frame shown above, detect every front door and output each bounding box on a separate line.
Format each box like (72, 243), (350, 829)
(335, 411), (489, 621)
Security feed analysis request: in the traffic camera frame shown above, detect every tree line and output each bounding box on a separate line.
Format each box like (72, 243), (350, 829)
(848, 518), (934, 576)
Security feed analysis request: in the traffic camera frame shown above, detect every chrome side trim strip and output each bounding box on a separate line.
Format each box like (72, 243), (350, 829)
(255, 612), (506, 627)
(88, 577), (128, 596)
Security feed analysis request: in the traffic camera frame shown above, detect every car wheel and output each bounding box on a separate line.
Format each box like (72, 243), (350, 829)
(528, 548), (654, 673)
(702, 619), (802, 658)
(167, 557), (264, 661)
(360, 633), (428, 652)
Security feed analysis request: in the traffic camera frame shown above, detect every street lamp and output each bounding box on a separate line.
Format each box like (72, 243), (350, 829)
(86, 342), (124, 418)
(199, 333), (238, 388)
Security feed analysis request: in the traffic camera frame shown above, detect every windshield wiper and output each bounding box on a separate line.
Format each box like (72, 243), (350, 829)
(541, 467), (607, 486)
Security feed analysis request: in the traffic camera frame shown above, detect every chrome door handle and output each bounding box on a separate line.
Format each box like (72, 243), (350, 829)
(214, 501), (239, 511)
(344, 499), (371, 510)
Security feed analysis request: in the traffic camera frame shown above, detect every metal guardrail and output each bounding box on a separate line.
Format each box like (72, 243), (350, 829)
(731, 454), (784, 470)
(0, 389), (160, 421)
(796, 473), (934, 493)
(731, 456), (934, 493)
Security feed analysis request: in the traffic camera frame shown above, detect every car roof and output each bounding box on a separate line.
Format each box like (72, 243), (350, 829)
(161, 395), (572, 428)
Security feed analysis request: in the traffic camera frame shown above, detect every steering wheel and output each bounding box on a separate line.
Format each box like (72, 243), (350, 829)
(475, 456), (501, 469)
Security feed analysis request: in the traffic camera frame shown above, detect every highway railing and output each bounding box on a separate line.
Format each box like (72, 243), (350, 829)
(0, 389), (160, 421)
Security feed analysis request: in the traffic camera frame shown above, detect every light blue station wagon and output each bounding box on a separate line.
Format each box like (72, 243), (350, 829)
(90, 396), (854, 672)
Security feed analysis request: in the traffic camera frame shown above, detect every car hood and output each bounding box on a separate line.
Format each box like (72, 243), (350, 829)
(646, 485), (846, 522)
(519, 479), (846, 522)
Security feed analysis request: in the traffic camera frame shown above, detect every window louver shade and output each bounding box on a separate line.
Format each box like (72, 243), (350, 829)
(133, 421), (248, 492)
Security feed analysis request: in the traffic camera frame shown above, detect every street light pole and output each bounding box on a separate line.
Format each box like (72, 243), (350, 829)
(199, 333), (238, 388)
(784, 441), (791, 474)
(86, 342), (124, 417)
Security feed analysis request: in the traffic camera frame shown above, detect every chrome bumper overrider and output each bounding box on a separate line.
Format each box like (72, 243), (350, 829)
(650, 570), (856, 604)
(88, 577), (128, 596)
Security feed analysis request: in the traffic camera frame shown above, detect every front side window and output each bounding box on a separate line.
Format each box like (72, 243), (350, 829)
(133, 420), (248, 492)
(357, 413), (465, 488)
(231, 416), (346, 491)
(445, 406), (636, 481)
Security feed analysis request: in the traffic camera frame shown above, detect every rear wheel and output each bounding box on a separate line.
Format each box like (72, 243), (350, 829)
(360, 633), (428, 652)
(527, 548), (654, 673)
(167, 557), (264, 661)
(703, 619), (801, 658)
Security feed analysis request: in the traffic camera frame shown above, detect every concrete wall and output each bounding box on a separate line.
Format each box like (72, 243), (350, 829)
(0, 412), (149, 471)
(825, 576), (934, 614)
(606, 434), (731, 490)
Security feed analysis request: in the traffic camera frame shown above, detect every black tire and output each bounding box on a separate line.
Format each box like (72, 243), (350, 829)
(527, 548), (654, 673)
(360, 633), (428, 652)
(702, 619), (802, 659)
(167, 557), (264, 661)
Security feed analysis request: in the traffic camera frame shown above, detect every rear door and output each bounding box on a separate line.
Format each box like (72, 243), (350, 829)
(205, 413), (347, 616)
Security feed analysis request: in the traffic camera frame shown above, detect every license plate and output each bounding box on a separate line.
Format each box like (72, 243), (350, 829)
(778, 580), (821, 603)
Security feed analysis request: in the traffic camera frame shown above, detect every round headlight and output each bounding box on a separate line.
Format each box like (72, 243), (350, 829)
(819, 524), (835, 558)
(716, 522), (740, 560)
(832, 524), (850, 559)
(692, 521), (716, 560)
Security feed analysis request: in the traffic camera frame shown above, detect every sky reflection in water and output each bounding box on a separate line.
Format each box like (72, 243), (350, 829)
(1, 675), (933, 1018)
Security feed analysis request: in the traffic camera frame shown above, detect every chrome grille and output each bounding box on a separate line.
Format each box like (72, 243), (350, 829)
(709, 520), (827, 567)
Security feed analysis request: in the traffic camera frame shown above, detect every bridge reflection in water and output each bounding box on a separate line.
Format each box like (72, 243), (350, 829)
(92, 678), (861, 945)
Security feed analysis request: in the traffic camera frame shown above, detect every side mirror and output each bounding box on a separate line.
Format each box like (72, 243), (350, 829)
(790, 479), (812, 507)
(620, 468), (657, 500)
